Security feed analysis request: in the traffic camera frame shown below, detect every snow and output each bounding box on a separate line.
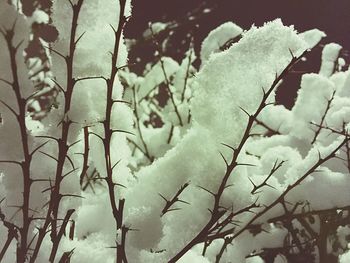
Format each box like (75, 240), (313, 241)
(246, 257), (264, 263)
(338, 69), (350, 97)
(260, 146), (302, 183)
(120, 19), (310, 261)
(143, 22), (169, 38)
(173, 49), (196, 96)
(2, 0), (350, 260)
(291, 73), (335, 140)
(177, 250), (211, 263)
(30, 9), (50, 24)
(125, 126), (222, 254)
(200, 21), (243, 64)
(258, 105), (294, 135)
(138, 57), (180, 100)
(319, 43), (342, 77)
(299, 28), (326, 50)
(52, 0), (128, 78)
(0, 0), (134, 261)
(192, 19), (307, 145)
(274, 254), (288, 263)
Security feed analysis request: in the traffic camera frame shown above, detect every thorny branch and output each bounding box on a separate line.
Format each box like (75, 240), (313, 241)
(311, 90), (336, 144)
(169, 50), (314, 263)
(0, 18), (34, 263)
(159, 182), (190, 216)
(79, 126), (90, 186)
(249, 160), (284, 195)
(101, 0), (130, 262)
(29, 1), (84, 262)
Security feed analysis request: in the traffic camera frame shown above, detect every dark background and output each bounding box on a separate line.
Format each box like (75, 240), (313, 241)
(125, 0), (350, 108)
(126, 0), (350, 48)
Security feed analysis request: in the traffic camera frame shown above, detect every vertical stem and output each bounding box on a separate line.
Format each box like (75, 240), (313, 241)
(132, 86), (153, 162)
(48, 1), (84, 262)
(79, 126), (90, 185)
(2, 27), (32, 263)
(102, 1), (128, 262)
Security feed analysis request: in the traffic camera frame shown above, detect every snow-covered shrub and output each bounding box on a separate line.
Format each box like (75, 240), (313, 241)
(1, 1), (350, 263)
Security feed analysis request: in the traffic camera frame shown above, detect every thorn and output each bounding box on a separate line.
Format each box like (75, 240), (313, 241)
(117, 63), (136, 70)
(236, 163), (256, 167)
(51, 78), (66, 93)
(288, 48), (295, 59)
(0, 99), (18, 116)
(221, 143), (236, 152)
(0, 78), (12, 87)
(14, 39), (24, 51)
(265, 183), (276, 190)
(197, 185), (216, 196)
(10, 16), (18, 33)
(158, 193), (168, 202)
(317, 150), (322, 161)
(112, 100), (132, 105)
(112, 160), (122, 171)
(89, 132), (104, 142)
(68, 0), (74, 8)
(224, 184), (234, 189)
(63, 168), (79, 179)
(0, 160), (22, 166)
(248, 177), (256, 188)
(44, 45), (67, 60)
(109, 24), (116, 33)
(39, 151), (59, 162)
(219, 152), (228, 167)
(111, 129), (135, 136)
(75, 31), (86, 45)
(60, 194), (85, 200)
(177, 199), (190, 205)
(166, 208), (181, 213)
(35, 135), (59, 143)
(65, 154), (75, 170)
(30, 140), (50, 156)
(238, 106), (251, 117)
(68, 139), (81, 149)
(113, 183), (126, 188)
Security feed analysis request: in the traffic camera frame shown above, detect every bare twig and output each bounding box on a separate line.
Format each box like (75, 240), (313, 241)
(79, 126), (90, 186)
(149, 24), (183, 127)
(311, 90), (336, 144)
(132, 85), (153, 162)
(159, 182), (190, 216)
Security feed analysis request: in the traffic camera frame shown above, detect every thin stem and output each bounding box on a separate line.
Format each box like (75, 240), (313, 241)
(1, 23), (33, 263)
(132, 85), (153, 162)
(102, 1), (129, 262)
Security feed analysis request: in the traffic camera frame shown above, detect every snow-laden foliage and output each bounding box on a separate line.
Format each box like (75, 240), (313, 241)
(1, 1), (350, 263)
